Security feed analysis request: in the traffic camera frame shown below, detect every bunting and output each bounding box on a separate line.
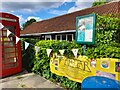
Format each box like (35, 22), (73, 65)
(16, 36), (20, 44)
(0, 23), (4, 29)
(25, 41), (30, 50)
(7, 29), (12, 37)
(0, 22), (80, 58)
(46, 49), (52, 57)
(72, 49), (78, 58)
(35, 46), (40, 54)
(59, 49), (65, 56)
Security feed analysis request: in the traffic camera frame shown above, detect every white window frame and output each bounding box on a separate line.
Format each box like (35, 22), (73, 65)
(45, 35), (51, 40)
(55, 34), (74, 41)
(66, 34), (74, 41)
(55, 35), (62, 41)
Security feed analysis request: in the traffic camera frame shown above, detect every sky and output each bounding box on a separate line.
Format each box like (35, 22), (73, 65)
(1, 0), (95, 27)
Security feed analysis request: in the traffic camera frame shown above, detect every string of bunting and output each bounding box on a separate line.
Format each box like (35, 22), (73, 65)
(0, 23), (79, 58)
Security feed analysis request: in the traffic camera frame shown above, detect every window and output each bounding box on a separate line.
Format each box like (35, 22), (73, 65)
(62, 35), (66, 40)
(67, 34), (73, 41)
(55, 34), (73, 41)
(57, 35), (60, 40)
(3, 26), (16, 34)
(45, 35), (51, 40)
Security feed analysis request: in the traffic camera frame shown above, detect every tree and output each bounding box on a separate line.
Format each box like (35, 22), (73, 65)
(22, 18), (36, 29)
(92, 0), (113, 7)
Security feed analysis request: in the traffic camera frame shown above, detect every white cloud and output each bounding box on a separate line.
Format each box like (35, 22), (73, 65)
(16, 15), (42, 28)
(48, 10), (67, 15)
(26, 16), (42, 21)
(1, 0), (73, 2)
(17, 15), (25, 23)
(1, 2), (64, 13)
(68, 0), (94, 13)
(1, 0), (95, 2)
(16, 15), (26, 27)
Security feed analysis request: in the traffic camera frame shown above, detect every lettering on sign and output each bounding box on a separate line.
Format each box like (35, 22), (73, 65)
(64, 59), (91, 72)
(0, 17), (16, 22)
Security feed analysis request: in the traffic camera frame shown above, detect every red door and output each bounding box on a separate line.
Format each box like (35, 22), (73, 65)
(0, 12), (22, 77)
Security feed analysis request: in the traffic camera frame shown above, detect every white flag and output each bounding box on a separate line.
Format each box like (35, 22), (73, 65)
(0, 23), (4, 29)
(25, 41), (30, 50)
(46, 49), (52, 57)
(7, 30), (12, 37)
(35, 46), (40, 54)
(16, 36), (20, 44)
(72, 49), (78, 58)
(59, 49), (65, 56)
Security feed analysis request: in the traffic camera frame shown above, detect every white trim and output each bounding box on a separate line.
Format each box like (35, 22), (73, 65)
(55, 34), (74, 41)
(45, 35), (51, 40)
(0, 17), (16, 22)
(21, 30), (76, 36)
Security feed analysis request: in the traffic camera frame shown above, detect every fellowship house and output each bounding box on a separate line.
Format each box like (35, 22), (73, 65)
(21, 1), (120, 41)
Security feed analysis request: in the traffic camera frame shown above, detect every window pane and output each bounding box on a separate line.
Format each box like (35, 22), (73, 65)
(3, 26), (16, 34)
(67, 35), (72, 41)
(62, 35), (66, 40)
(57, 35), (60, 40)
(46, 38), (50, 40)
(0, 30), (2, 37)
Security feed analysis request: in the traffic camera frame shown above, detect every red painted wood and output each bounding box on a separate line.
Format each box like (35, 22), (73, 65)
(0, 12), (22, 77)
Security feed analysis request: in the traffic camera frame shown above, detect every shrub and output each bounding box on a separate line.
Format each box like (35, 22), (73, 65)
(21, 14), (120, 89)
(21, 38), (39, 72)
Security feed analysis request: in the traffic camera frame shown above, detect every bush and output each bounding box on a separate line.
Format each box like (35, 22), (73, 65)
(21, 38), (39, 72)
(32, 39), (120, 89)
(32, 40), (81, 89)
(21, 14), (120, 89)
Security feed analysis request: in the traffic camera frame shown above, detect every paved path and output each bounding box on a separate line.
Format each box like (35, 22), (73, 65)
(0, 73), (63, 89)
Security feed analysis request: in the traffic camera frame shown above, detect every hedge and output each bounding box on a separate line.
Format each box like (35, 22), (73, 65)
(21, 14), (120, 89)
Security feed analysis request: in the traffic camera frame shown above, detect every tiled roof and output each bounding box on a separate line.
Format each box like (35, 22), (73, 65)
(21, 1), (120, 35)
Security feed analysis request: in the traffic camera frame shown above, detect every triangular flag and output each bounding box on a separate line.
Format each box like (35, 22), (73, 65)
(72, 49), (78, 58)
(35, 46), (40, 54)
(16, 36), (20, 44)
(0, 23), (4, 29)
(46, 49), (52, 57)
(25, 41), (30, 50)
(59, 49), (65, 56)
(7, 30), (12, 37)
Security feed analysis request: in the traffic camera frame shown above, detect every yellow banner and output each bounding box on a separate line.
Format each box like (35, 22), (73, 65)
(50, 53), (120, 83)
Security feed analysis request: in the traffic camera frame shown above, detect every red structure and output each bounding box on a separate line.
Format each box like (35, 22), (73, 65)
(0, 12), (22, 77)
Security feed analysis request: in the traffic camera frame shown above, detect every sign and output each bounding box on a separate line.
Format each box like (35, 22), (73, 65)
(76, 14), (96, 44)
(50, 54), (120, 83)
(0, 17), (16, 22)
(82, 76), (120, 89)
(115, 62), (120, 72)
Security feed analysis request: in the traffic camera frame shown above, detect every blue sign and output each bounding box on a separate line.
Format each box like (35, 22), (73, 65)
(82, 76), (120, 90)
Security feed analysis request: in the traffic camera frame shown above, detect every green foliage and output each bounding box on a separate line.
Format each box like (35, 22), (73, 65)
(92, 1), (106, 7)
(21, 14), (120, 89)
(21, 38), (39, 72)
(32, 40), (81, 89)
(92, 0), (113, 7)
(22, 18), (36, 29)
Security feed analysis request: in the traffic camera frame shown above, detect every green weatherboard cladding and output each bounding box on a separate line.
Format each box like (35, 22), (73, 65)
(76, 13), (96, 44)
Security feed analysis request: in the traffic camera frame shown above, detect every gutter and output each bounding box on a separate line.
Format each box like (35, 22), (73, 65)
(20, 30), (76, 37)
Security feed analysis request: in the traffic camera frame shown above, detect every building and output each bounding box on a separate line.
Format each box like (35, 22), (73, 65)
(21, 1), (120, 41)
